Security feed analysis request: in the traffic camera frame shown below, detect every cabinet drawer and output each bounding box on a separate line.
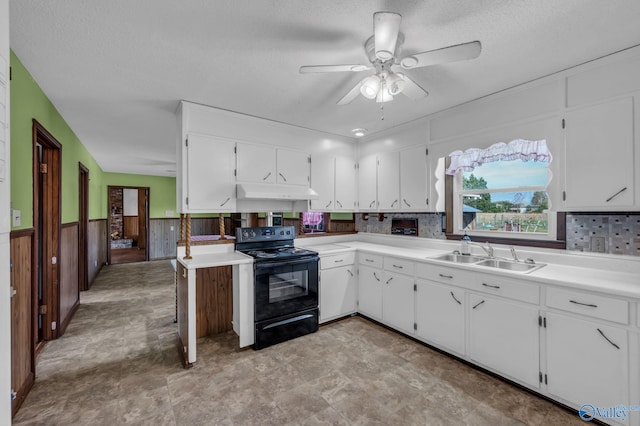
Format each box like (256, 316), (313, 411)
(473, 275), (539, 305)
(384, 257), (414, 275)
(546, 287), (629, 324)
(359, 253), (383, 269)
(415, 262), (474, 288)
(321, 252), (355, 270)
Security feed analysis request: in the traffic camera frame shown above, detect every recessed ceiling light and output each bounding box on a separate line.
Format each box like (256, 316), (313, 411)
(352, 128), (367, 137)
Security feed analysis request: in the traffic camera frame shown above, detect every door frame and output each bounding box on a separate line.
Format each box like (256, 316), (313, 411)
(32, 119), (62, 342)
(78, 163), (89, 291)
(106, 185), (150, 264)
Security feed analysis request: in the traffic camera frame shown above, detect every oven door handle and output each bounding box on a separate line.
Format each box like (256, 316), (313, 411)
(262, 313), (315, 330)
(256, 257), (319, 269)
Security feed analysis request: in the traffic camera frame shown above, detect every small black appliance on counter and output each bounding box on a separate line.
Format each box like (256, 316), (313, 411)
(391, 218), (418, 236)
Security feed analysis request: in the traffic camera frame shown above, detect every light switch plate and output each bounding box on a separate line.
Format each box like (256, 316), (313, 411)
(12, 209), (20, 227)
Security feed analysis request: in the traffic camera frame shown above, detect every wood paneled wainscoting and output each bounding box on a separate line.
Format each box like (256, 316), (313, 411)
(59, 223), (80, 335)
(87, 219), (107, 288)
(10, 229), (35, 416)
(149, 217), (221, 260)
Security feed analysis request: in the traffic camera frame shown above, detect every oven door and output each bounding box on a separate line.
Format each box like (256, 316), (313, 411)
(254, 256), (319, 322)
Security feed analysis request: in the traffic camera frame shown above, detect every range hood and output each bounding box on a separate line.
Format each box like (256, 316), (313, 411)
(236, 183), (319, 201)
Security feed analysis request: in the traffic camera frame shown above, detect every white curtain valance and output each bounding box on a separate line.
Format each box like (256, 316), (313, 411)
(446, 139), (551, 176)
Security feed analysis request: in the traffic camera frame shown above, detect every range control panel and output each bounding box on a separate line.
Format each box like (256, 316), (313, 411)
(235, 226), (295, 243)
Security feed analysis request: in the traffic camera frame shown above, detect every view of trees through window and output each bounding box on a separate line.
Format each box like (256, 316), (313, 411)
(459, 160), (550, 234)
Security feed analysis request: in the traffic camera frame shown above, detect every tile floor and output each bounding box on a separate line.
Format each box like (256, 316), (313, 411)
(13, 260), (584, 425)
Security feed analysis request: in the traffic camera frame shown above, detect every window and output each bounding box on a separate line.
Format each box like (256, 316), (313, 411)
(447, 139), (555, 240)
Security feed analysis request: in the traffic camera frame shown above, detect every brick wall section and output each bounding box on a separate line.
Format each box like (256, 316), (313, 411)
(109, 188), (123, 238)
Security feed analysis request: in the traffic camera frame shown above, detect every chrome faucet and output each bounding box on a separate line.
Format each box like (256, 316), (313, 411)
(510, 247), (520, 262)
(472, 242), (493, 258)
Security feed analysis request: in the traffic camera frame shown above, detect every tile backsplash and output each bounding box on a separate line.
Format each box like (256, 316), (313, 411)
(355, 213), (446, 240)
(566, 214), (640, 256)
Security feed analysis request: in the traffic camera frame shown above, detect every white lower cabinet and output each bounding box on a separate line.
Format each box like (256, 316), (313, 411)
(358, 264), (383, 320)
(415, 279), (465, 356)
(381, 271), (415, 335)
(545, 312), (629, 423)
(319, 265), (357, 323)
(468, 293), (540, 388)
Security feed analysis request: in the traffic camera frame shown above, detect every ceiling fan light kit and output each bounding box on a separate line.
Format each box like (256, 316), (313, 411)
(299, 11), (481, 105)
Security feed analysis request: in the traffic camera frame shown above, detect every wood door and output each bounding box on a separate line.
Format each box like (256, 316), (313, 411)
(137, 188), (147, 257)
(78, 163), (89, 291)
(33, 120), (62, 342)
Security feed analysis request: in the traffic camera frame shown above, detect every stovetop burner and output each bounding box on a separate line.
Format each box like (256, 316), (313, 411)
(247, 250), (279, 259)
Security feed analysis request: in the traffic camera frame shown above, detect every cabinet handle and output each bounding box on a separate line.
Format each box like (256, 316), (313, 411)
(392, 264), (403, 269)
(373, 272), (381, 282)
(220, 197), (231, 207)
(347, 269), (353, 277)
(336, 200), (343, 208)
(386, 277), (393, 284)
(450, 291), (461, 305)
(391, 199), (398, 208)
(279, 172), (287, 182)
(334, 259), (344, 263)
(605, 187), (627, 203)
(482, 282), (500, 289)
(369, 200), (376, 208)
(569, 300), (598, 308)
(472, 300), (485, 310)
(325, 201), (332, 208)
(439, 273), (454, 279)
(263, 172), (272, 181)
(597, 328), (620, 350)
(365, 258), (374, 263)
(402, 198), (411, 207)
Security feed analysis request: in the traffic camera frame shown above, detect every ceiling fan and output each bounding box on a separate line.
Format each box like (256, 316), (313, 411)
(299, 12), (482, 105)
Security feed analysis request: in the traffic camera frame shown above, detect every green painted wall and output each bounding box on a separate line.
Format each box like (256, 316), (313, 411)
(102, 173), (179, 219)
(10, 51), (106, 228)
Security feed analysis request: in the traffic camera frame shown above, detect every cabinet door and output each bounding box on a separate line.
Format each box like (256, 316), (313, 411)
(358, 265), (383, 320)
(382, 272), (415, 335)
(468, 294), (539, 388)
(320, 265), (357, 323)
(415, 280), (464, 355)
(310, 155), (335, 210)
(236, 143), (276, 183)
(377, 151), (400, 210)
(565, 97), (634, 210)
(400, 145), (429, 211)
(358, 154), (378, 210)
(546, 312), (628, 413)
(186, 134), (236, 211)
(335, 155), (357, 210)
(277, 148), (309, 185)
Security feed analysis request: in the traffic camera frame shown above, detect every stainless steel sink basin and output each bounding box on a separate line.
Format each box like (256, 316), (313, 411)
(432, 253), (486, 263)
(476, 259), (545, 273)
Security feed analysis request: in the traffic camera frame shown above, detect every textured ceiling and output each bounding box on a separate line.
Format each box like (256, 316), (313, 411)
(9, 0), (640, 176)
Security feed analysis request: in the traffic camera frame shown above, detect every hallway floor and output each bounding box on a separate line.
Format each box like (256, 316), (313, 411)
(13, 260), (583, 425)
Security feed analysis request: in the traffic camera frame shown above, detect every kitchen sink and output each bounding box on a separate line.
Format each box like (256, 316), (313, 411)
(475, 259), (545, 273)
(431, 253), (486, 263)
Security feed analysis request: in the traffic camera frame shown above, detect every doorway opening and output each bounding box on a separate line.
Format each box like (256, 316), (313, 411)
(107, 186), (149, 264)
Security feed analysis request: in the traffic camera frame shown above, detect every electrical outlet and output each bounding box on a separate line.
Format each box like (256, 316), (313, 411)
(590, 236), (606, 253)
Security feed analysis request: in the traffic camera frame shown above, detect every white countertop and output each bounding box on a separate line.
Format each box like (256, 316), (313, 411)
(176, 250), (253, 270)
(297, 234), (640, 299)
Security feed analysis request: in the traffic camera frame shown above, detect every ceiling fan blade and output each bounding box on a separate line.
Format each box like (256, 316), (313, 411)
(400, 74), (429, 100)
(400, 41), (481, 69)
(374, 12), (401, 61)
(337, 80), (365, 105)
(299, 64), (371, 73)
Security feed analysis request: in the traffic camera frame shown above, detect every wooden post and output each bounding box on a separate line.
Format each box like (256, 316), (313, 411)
(299, 213), (305, 235)
(219, 213), (226, 239)
(184, 213), (192, 259)
(179, 213), (185, 241)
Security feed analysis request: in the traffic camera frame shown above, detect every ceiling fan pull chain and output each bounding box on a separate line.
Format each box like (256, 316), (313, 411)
(380, 102), (384, 121)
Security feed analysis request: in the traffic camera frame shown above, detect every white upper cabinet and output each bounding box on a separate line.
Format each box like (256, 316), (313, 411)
(310, 155), (335, 210)
(237, 144), (309, 186)
(276, 148), (309, 186)
(400, 145), (429, 211)
(236, 143), (276, 183)
(183, 133), (236, 212)
(377, 151), (400, 210)
(564, 97), (635, 210)
(358, 154), (378, 210)
(334, 155), (357, 211)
